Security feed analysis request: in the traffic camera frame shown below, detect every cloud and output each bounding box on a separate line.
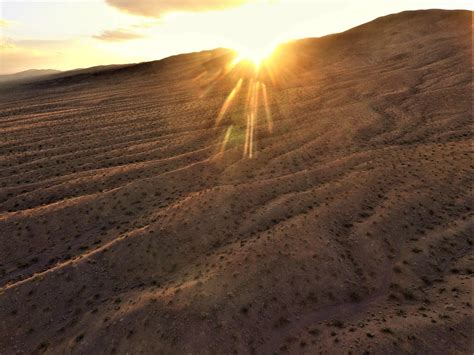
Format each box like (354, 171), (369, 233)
(0, 19), (10, 27)
(93, 29), (145, 42)
(0, 37), (15, 50)
(106, 0), (250, 17)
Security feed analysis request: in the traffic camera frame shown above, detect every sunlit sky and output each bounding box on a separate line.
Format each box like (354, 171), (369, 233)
(0, 0), (472, 74)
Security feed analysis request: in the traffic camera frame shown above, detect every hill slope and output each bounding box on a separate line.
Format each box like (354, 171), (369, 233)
(0, 69), (61, 83)
(0, 9), (472, 354)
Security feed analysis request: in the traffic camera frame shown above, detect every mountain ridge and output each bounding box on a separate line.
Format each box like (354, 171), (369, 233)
(0, 69), (61, 83)
(1, 9), (469, 89)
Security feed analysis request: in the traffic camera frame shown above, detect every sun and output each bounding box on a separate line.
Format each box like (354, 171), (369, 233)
(232, 43), (277, 68)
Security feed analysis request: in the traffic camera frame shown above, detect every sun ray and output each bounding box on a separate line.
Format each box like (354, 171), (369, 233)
(219, 125), (233, 154)
(249, 112), (255, 158)
(253, 81), (260, 158)
(244, 79), (255, 158)
(261, 83), (273, 133)
(214, 49), (279, 159)
(215, 78), (243, 126)
(244, 112), (251, 158)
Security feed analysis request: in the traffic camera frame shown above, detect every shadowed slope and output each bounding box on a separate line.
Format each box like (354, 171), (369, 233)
(0, 9), (472, 354)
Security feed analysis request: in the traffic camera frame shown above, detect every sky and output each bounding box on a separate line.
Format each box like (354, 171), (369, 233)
(0, 0), (472, 74)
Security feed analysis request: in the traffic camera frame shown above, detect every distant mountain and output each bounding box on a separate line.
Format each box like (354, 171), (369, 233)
(0, 69), (61, 83)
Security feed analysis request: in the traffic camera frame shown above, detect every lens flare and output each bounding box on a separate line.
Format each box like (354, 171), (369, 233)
(261, 82), (273, 133)
(220, 125), (234, 154)
(212, 47), (276, 159)
(216, 78), (243, 126)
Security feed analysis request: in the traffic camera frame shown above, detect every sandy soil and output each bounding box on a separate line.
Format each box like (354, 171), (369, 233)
(0, 9), (472, 355)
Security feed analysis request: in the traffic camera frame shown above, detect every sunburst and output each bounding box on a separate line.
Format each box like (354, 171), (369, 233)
(212, 46), (277, 158)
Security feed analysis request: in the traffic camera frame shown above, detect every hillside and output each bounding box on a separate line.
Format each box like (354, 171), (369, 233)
(0, 9), (472, 354)
(0, 69), (61, 83)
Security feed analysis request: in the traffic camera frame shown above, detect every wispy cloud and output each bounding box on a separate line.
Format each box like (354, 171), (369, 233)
(106, 0), (250, 17)
(0, 19), (11, 27)
(0, 37), (15, 49)
(93, 29), (145, 42)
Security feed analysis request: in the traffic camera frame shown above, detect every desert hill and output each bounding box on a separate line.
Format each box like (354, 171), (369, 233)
(0, 9), (472, 354)
(0, 69), (61, 83)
